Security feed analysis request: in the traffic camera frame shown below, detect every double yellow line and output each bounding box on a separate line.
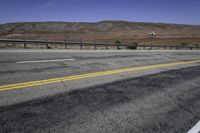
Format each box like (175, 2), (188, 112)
(0, 60), (200, 92)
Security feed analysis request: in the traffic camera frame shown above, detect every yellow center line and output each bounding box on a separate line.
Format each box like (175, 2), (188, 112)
(0, 60), (200, 92)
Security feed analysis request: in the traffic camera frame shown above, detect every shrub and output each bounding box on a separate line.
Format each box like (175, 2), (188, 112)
(115, 40), (122, 49)
(180, 42), (188, 47)
(195, 44), (199, 47)
(127, 42), (138, 50)
(115, 40), (122, 45)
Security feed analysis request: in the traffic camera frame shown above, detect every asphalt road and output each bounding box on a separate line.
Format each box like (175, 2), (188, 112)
(0, 50), (200, 133)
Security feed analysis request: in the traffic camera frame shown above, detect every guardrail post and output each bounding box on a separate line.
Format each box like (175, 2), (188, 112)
(117, 45), (120, 50)
(106, 45), (109, 50)
(24, 43), (27, 49)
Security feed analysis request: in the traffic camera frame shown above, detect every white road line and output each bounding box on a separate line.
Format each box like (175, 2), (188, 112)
(188, 121), (200, 133)
(16, 59), (75, 63)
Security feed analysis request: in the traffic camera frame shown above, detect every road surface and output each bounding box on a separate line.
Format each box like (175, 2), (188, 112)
(0, 50), (200, 133)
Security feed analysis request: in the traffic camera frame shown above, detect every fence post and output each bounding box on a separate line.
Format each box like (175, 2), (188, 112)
(65, 44), (67, 49)
(46, 44), (48, 49)
(80, 44), (83, 50)
(94, 45), (97, 50)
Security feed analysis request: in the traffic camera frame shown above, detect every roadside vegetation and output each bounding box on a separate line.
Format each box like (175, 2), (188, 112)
(179, 42), (200, 47)
(127, 42), (138, 49)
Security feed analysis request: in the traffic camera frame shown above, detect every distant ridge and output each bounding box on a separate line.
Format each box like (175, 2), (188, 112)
(0, 20), (200, 45)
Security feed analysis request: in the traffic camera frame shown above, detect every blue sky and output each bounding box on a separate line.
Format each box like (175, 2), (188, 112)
(0, 0), (200, 25)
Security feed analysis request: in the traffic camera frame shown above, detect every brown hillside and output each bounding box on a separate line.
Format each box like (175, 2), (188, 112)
(0, 21), (200, 45)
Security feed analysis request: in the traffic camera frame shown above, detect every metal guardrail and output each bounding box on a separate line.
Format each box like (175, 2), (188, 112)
(0, 39), (125, 49)
(138, 45), (200, 50)
(0, 39), (118, 45)
(0, 39), (199, 50)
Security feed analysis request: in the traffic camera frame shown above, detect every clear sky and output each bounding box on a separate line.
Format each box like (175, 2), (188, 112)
(0, 0), (200, 25)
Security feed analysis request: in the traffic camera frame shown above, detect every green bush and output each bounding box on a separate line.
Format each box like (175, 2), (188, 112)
(179, 42), (189, 47)
(127, 42), (138, 50)
(115, 40), (122, 49)
(115, 40), (122, 45)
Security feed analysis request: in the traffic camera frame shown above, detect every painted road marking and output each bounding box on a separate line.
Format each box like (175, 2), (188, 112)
(16, 59), (75, 63)
(1, 60), (200, 92)
(188, 121), (200, 133)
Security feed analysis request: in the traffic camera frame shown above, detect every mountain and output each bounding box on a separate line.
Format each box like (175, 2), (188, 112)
(0, 20), (200, 45)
